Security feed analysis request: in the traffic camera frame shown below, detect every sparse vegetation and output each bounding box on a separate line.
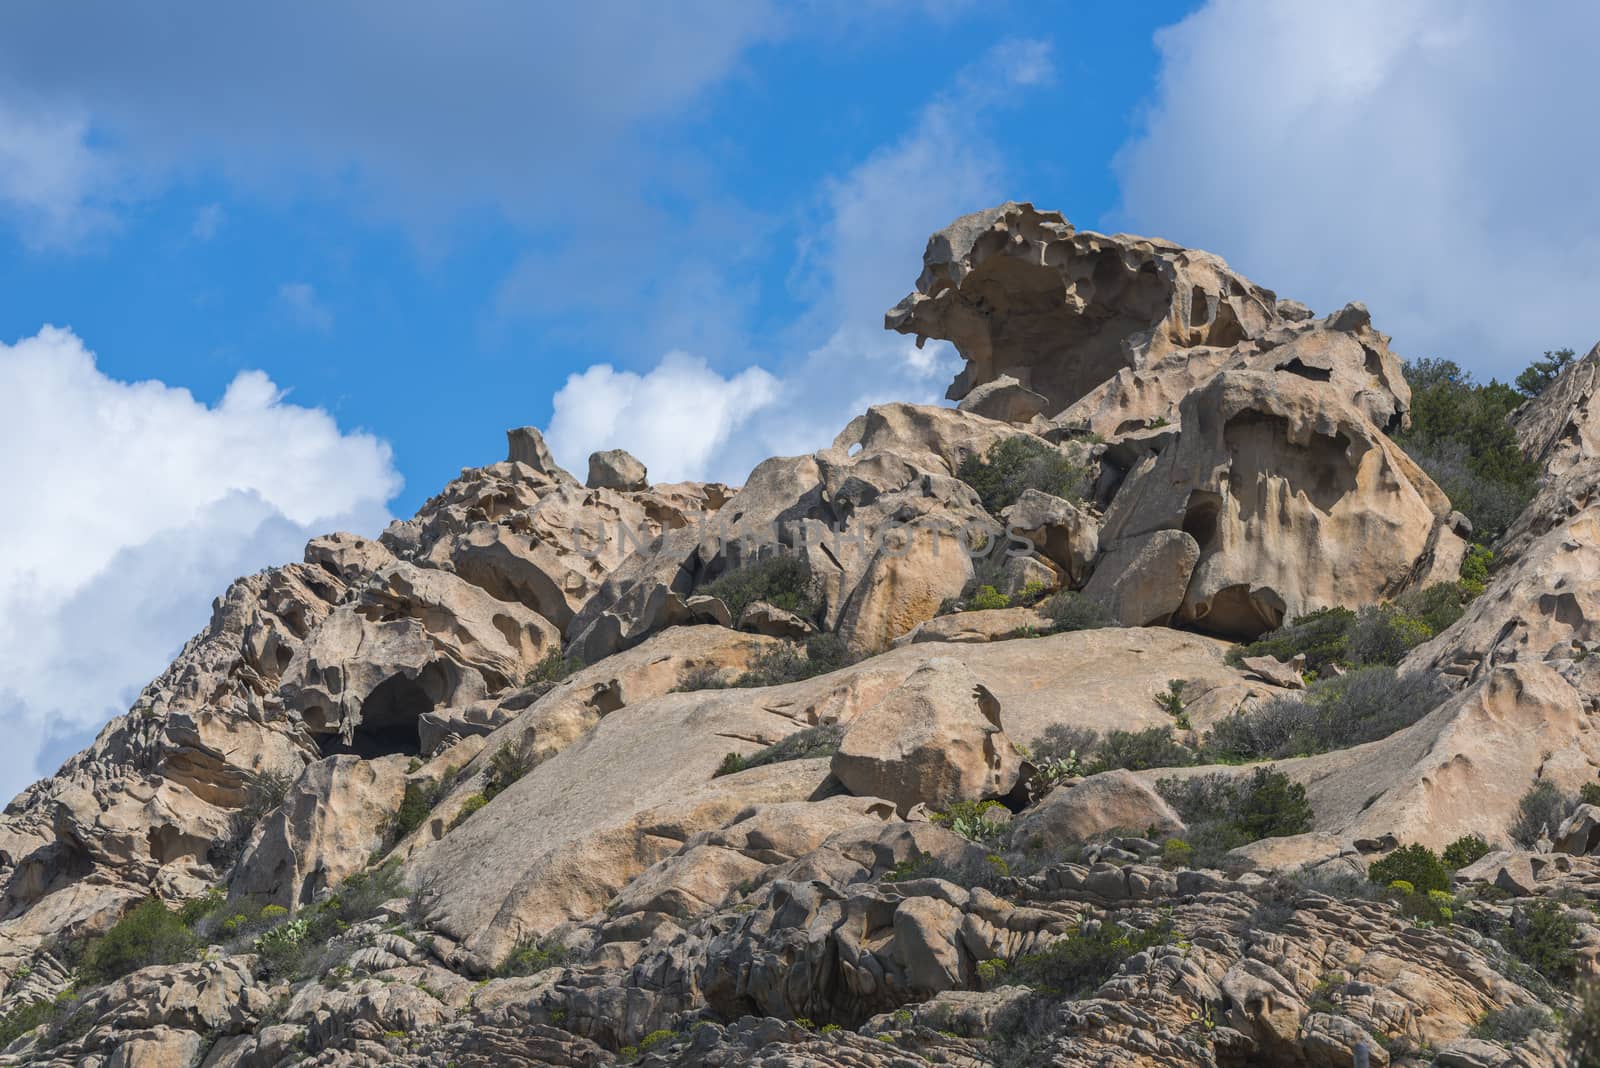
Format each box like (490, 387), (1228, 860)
(1005, 915), (1174, 997)
(1569, 982), (1600, 1067)
(1393, 356), (1544, 540)
(1510, 781), (1575, 848)
(1086, 726), (1195, 774)
(1367, 844), (1450, 894)
(957, 436), (1087, 515)
(450, 793), (489, 829)
(1022, 724), (1096, 799)
(1505, 900), (1579, 982)
(1040, 590), (1115, 631)
(80, 897), (200, 984)
(214, 768), (296, 868)
(393, 772), (454, 841)
(700, 555), (820, 620)
(483, 743), (532, 801)
(494, 934), (571, 978)
(1157, 766), (1312, 867)
(967, 584), (1011, 611)
(1472, 1003), (1554, 1046)
(1201, 666), (1447, 762)
(713, 722), (846, 777)
(1227, 583), (1472, 678)
(1442, 834), (1492, 870)
(1155, 680), (1191, 730)
(525, 648), (583, 691)
(929, 799), (1008, 844)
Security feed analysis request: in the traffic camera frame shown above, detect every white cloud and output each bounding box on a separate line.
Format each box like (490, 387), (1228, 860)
(1115, 0), (1600, 378)
(0, 101), (116, 248)
(543, 38), (1053, 483)
(544, 352), (779, 483)
(278, 281), (333, 332)
(0, 326), (399, 798)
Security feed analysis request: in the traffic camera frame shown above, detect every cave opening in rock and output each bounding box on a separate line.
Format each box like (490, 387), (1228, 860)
(318, 673), (429, 758)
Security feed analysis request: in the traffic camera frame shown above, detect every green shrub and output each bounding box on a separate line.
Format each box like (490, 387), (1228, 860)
(214, 768), (296, 868)
(1569, 982), (1600, 1067)
(1006, 916), (1173, 998)
(1039, 590), (1115, 632)
(1155, 680), (1191, 730)
(253, 917), (313, 979)
(494, 935), (571, 978)
(1227, 606), (1357, 675)
(957, 437), (1087, 515)
(968, 585), (1011, 611)
(393, 779), (445, 840)
(1367, 844), (1450, 895)
(1472, 1003), (1553, 1045)
(1086, 726), (1194, 774)
(700, 555), (820, 620)
(1346, 603), (1434, 665)
(526, 649), (583, 690)
(80, 897), (200, 985)
(1581, 782), (1600, 807)
(1510, 781), (1574, 847)
(719, 633), (855, 688)
(1505, 900), (1578, 981)
(1442, 834), (1491, 870)
(1156, 766), (1311, 866)
(1023, 724), (1096, 799)
(712, 722), (845, 777)
(449, 793), (489, 829)
(1161, 839), (1194, 870)
(930, 800), (1008, 844)
(1460, 544), (1493, 598)
(1516, 348), (1576, 398)
(483, 743), (531, 801)
(0, 998), (62, 1049)
(1202, 666), (1446, 762)
(1394, 356), (1543, 539)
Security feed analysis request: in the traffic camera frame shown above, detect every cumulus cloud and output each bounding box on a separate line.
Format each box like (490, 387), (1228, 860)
(543, 39), (1054, 482)
(544, 353), (779, 483)
(0, 327), (399, 798)
(1115, 0), (1600, 377)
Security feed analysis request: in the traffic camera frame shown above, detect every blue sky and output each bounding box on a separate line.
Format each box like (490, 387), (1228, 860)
(1, 0), (1597, 796)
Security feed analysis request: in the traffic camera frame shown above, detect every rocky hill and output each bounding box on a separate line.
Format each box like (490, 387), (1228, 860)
(1, 201), (1598, 1066)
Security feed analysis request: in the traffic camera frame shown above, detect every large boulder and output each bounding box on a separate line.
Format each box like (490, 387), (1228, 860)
(232, 755), (408, 908)
(831, 658), (1022, 813)
(1097, 368), (1458, 637)
(1013, 770), (1184, 849)
(587, 448), (649, 491)
(1081, 529), (1200, 627)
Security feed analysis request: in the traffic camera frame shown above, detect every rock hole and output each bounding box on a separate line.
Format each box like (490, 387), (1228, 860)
(1181, 492), (1222, 552)
(1275, 356), (1332, 382)
(319, 673), (429, 758)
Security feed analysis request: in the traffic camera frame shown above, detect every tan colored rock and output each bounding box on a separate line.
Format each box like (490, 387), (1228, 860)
(1013, 771), (1184, 849)
(897, 606), (1052, 645)
(505, 425), (574, 481)
(956, 374), (1048, 424)
(1081, 529), (1200, 627)
(838, 518), (975, 653)
(586, 448), (648, 491)
(1003, 489), (1098, 587)
(1556, 804), (1600, 855)
(104, 1027), (204, 1068)
(1099, 369), (1456, 637)
(738, 600), (815, 639)
(232, 755), (408, 908)
(279, 562), (561, 748)
(304, 531), (395, 583)
(831, 658), (1022, 814)
(1241, 653), (1308, 690)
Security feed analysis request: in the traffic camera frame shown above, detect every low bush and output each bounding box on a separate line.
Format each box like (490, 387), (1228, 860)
(714, 722), (846, 778)
(525, 649), (583, 691)
(1367, 844), (1450, 895)
(494, 934), (571, 978)
(930, 800), (1008, 844)
(1227, 606), (1356, 675)
(1154, 680), (1191, 730)
(1006, 915), (1173, 998)
(253, 916), (313, 979)
(450, 793), (489, 829)
(1022, 724), (1097, 799)
(967, 584), (1011, 611)
(1510, 781), (1575, 848)
(214, 768), (296, 869)
(1460, 544), (1494, 598)
(957, 437), (1087, 515)
(717, 633), (855, 689)
(1506, 900), (1579, 982)
(1086, 726), (1195, 774)
(1472, 1003), (1554, 1046)
(483, 744), (531, 801)
(1570, 982), (1600, 1067)
(81, 897), (200, 985)
(392, 772), (454, 841)
(1442, 834), (1491, 870)
(1156, 767), (1311, 867)
(0, 997), (63, 1049)
(1040, 590), (1115, 632)
(1201, 666), (1446, 762)
(700, 555), (819, 620)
